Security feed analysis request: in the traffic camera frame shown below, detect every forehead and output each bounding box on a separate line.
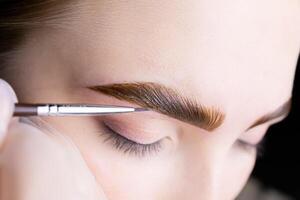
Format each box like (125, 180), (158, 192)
(52, 0), (300, 120)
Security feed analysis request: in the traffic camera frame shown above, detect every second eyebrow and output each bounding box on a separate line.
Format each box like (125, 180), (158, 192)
(88, 82), (225, 132)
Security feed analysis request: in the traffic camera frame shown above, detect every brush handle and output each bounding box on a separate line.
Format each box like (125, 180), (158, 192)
(14, 103), (38, 116)
(13, 103), (146, 117)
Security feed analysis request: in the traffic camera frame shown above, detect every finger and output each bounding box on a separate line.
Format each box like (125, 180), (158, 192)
(1, 118), (107, 200)
(0, 79), (18, 145)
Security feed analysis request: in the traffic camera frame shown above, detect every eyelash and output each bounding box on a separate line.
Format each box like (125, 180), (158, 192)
(100, 122), (163, 157)
(236, 139), (265, 158)
(100, 121), (265, 158)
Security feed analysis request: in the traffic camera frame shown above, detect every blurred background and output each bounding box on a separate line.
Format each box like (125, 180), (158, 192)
(238, 55), (300, 200)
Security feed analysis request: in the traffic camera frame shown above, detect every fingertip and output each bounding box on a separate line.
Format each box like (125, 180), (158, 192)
(0, 79), (18, 103)
(0, 79), (18, 142)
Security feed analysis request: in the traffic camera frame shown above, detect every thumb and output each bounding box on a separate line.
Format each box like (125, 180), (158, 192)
(0, 79), (18, 145)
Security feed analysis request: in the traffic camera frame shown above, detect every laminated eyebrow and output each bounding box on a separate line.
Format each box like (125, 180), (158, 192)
(89, 81), (225, 132)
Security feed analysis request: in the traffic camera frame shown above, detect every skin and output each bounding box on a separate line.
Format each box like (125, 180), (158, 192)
(1, 0), (300, 199)
(0, 80), (106, 199)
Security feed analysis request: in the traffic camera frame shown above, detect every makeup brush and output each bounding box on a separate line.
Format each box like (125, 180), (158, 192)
(13, 103), (149, 117)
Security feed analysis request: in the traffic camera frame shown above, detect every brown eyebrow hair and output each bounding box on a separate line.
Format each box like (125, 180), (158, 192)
(246, 98), (292, 131)
(89, 81), (292, 132)
(89, 82), (225, 132)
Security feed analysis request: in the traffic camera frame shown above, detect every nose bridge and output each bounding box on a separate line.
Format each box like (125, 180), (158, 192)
(179, 145), (226, 200)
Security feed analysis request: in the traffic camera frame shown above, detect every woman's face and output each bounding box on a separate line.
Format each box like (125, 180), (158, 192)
(2, 0), (300, 199)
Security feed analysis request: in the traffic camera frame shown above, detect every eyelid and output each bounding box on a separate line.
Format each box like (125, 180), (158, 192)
(237, 139), (265, 157)
(244, 115), (286, 140)
(101, 116), (178, 143)
(102, 121), (159, 144)
(100, 121), (164, 156)
(103, 120), (147, 144)
(239, 124), (269, 150)
(237, 139), (259, 148)
(102, 119), (160, 144)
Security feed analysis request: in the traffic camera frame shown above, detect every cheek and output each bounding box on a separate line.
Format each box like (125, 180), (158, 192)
(33, 116), (258, 199)
(38, 117), (167, 198)
(81, 146), (178, 199)
(51, 119), (175, 199)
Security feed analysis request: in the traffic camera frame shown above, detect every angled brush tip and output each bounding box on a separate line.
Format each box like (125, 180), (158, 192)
(133, 107), (149, 112)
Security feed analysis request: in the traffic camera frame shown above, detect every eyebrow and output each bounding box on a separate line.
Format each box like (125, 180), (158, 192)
(89, 82), (225, 131)
(88, 82), (291, 132)
(246, 98), (291, 131)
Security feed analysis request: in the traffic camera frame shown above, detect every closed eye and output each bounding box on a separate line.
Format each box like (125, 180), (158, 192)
(236, 139), (265, 158)
(100, 121), (163, 157)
